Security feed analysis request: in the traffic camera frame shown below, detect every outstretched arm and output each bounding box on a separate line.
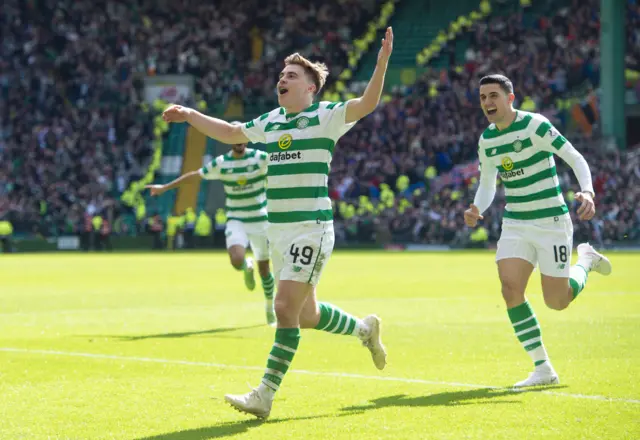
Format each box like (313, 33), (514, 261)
(146, 170), (202, 196)
(345, 27), (393, 124)
(162, 106), (249, 145)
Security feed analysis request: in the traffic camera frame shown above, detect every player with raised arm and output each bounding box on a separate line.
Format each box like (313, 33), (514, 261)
(464, 74), (612, 388)
(162, 27), (394, 418)
(146, 139), (276, 326)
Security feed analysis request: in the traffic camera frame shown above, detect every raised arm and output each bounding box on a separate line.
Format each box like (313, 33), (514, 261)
(162, 105), (249, 145)
(345, 27), (393, 124)
(146, 170), (202, 196)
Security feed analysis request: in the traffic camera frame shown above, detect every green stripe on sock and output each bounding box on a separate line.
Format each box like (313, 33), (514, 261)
(315, 303), (332, 329)
(570, 264), (588, 299)
(261, 273), (275, 299)
(513, 317), (536, 333)
(507, 301), (533, 323)
(335, 315), (348, 333)
(314, 302), (360, 336)
(518, 328), (541, 343)
(346, 317), (357, 335)
(261, 328), (300, 392)
(524, 341), (542, 352)
(508, 301), (549, 367)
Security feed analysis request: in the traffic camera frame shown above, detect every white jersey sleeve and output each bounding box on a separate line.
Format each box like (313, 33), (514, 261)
(257, 150), (269, 174)
(534, 118), (594, 195)
(473, 140), (498, 215)
(241, 112), (270, 144)
(322, 101), (357, 141)
(199, 156), (222, 180)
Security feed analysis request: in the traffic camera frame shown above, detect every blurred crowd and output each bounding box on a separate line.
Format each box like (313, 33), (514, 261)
(1, 0), (638, 249)
(328, 0), (640, 247)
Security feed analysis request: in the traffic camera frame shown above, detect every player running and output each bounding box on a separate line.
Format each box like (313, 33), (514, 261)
(161, 27), (394, 419)
(464, 74), (613, 388)
(146, 139), (276, 326)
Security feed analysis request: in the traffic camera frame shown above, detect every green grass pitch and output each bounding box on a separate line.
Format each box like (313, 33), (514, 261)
(1, 251), (638, 439)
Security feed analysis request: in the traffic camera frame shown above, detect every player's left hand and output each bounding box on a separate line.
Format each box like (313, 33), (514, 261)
(575, 192), (595, 221)
(146, 184), (166, 196)
(377, 27), (393, 66)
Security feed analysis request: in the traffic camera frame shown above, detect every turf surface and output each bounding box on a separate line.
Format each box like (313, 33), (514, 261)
(1, 251), (638, 439)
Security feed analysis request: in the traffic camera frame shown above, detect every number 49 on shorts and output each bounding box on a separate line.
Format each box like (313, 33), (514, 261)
(289, 244), (314, 265)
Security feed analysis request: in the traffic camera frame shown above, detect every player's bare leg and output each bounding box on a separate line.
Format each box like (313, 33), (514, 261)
(299, 288), (386, 370)
(541, 243), (612, 311)
(498, 258), (559, 387)
(257, 260), (276, 326)
(228, 245), (255, 291)
(224, 280), (311, 419)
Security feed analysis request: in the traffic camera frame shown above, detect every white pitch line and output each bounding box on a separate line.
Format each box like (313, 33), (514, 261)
(1, 347), (639, 405)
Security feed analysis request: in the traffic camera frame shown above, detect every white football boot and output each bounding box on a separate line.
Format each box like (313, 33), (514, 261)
(361, 315), (387, 370)
(225, 387), (272, 420)
(243, 257), (256, 291)
(514, 364), (560, 388)
(577, 243), (612, 275)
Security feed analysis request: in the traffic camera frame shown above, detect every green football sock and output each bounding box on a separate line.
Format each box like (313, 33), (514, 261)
(261, 273), (275, 300)
(508, 301), (550, 367)
(569, 264), (589, 299)
(314, 302), (368, 339)
(260, 328), (300, 394)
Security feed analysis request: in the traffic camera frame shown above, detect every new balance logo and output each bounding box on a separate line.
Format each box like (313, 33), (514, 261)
(557, 263), (566, 269)
(292, 266), (302, 273)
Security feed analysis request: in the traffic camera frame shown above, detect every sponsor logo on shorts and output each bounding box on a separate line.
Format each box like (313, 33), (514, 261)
(278, 134), (293, 150)
(293, 265), (302, 272)
(557, 263), (566, 269)
(270, 151), (302, 162)
(500, 169), (525, 179)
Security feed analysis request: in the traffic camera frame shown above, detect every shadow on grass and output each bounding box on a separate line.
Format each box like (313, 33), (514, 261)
(340, 385), (569, 412)
(134, 413), (338, 439)
(83, 324), (265, 341)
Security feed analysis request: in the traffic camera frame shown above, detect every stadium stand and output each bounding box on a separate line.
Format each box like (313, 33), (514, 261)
(1, 0), (638, 249)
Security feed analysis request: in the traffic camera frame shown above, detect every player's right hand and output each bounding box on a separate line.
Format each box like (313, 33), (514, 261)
(162, 104), (193, 123)
(146, 185), (166, 196)
(464, 204), (483, 227)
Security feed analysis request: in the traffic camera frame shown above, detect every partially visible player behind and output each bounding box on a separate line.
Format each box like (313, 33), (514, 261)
(161, 27), (394, 419)
(464, 74), (612, 387)
(146, 138), (276, 326)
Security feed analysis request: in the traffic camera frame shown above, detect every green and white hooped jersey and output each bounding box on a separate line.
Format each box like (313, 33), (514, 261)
(199, 148), (268, 223)
(241, 101), (356, 225)
(478, 111), (571, 221)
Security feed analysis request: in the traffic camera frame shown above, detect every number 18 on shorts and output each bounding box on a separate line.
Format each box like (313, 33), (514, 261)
(268, 224), (335, 285)
(496, 220), (573, 278)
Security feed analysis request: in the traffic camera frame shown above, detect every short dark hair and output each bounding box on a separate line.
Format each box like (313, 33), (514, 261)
(479, 74), (514, 95)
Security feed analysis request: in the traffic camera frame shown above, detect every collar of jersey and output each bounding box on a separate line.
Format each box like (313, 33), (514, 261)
(282, 103), (317, 120)
(495, 110), (520, 132)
